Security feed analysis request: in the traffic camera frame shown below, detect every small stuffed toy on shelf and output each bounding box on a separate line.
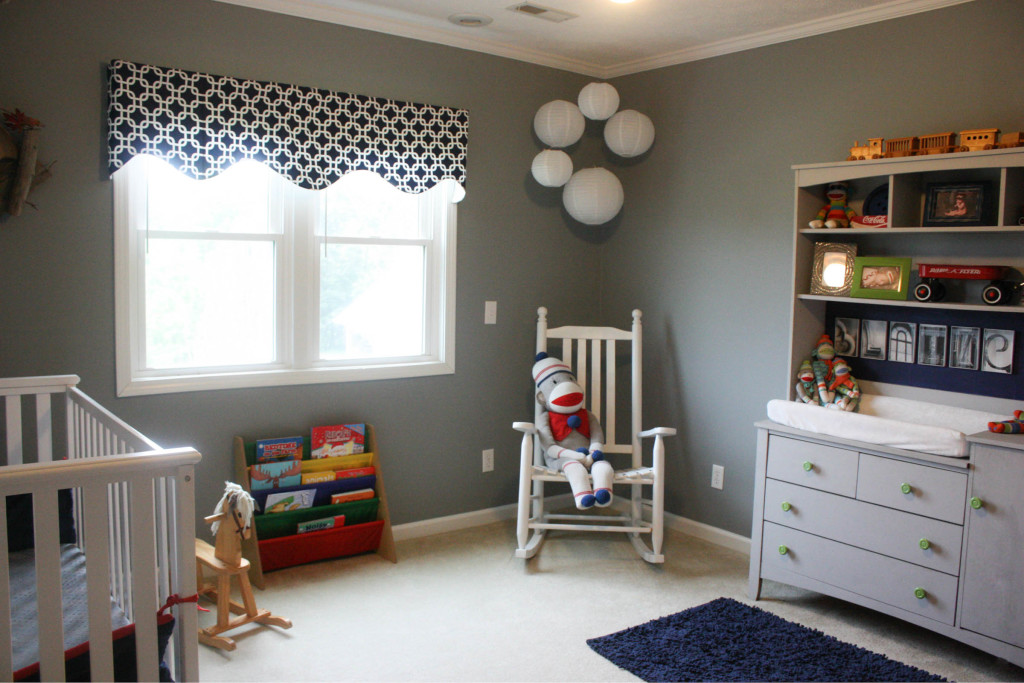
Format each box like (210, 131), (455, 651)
(988, 410), (1024, 433)
(794, 334), (860, 411)
(532, 353), (613, 510)
(809, 181), (858, 229)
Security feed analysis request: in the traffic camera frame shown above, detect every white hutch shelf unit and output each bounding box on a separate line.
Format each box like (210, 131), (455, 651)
(750, 147), (1024, 670)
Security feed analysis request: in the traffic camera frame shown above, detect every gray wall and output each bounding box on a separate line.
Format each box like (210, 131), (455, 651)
(1, 0), (1022, 538)
(603, 0), (1024, 535)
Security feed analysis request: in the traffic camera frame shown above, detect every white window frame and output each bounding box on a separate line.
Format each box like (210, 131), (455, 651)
(113, 157), (458, 397)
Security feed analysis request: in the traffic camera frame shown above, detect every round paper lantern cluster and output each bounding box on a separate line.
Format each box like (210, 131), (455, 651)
(530, 82), (655, 226)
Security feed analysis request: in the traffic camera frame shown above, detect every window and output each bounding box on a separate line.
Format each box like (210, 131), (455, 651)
(114, 156), (460, 396)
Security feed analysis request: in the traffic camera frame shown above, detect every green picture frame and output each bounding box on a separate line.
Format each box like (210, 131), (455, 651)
(850, 256), (912, 300)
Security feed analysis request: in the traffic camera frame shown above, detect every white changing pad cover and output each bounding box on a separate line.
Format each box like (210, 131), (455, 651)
(766, 395), (1007, 457)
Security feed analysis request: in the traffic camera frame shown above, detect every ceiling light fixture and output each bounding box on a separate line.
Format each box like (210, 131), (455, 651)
(448, 13), (493, 27)
(609, 0), (636, 4)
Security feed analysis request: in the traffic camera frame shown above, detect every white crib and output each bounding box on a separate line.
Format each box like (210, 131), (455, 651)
(1, 375), (201, 682)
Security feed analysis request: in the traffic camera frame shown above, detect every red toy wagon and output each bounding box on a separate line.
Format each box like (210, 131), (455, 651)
(914, 263), (1017, 305)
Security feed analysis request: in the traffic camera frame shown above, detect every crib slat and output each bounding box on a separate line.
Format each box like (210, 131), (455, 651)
(173, 470), (200, 682)
(0, 502), (11, 681)
(590, 339), (602, 423)
(5, 396), (22, 465)
(83, 484), (115, 683)
(129, 477), (159, 682)
(35, 394), (53, 463)
(606, 340), (617, 446)
(34, 491), (66, 683)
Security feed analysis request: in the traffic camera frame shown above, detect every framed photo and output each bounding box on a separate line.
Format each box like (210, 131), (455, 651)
(887, 321), (917, 363)
(982, 328), (1015, 374)
(851, 256), (912, 301)
(810, 242), (857, 296)
(949, 326), (980, 370)
(834, 317), (859, 356)
(923, 182), (990, 227)
(860, 320), (888, 360)
(917, 324), (948, 367)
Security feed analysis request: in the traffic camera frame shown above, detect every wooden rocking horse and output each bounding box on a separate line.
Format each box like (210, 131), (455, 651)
(196, 482), (292, 651)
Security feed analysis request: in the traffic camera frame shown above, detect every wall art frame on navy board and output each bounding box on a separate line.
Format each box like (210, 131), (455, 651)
(888, 322), (917, 363)
(949, 326), (981, 370)
(923, 182), (991, 227)
(917, 324), (948, 367)
(982, 329), (1015, 374)
(834, 317), (859, 356)
(860, 320), (888, 360)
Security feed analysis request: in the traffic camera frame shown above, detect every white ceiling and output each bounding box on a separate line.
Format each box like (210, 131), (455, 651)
(214, 0), (972, 78)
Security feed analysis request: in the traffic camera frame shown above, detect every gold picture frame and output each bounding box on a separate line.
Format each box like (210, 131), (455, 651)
(810, 242), (857, 296)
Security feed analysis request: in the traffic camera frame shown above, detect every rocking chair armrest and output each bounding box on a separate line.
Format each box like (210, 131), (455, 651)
(513, 421), (537, 434)
(638, 427), (677, 439)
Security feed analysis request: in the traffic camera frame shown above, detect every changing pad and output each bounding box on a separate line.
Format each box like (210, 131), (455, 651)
(766, 395), (1007, 457)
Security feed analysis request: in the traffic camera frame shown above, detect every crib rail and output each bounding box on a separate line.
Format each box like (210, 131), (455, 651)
(0, 376), (201, 682)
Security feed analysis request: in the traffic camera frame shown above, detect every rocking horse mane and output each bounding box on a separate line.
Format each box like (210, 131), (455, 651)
(210, 482), (255, 535)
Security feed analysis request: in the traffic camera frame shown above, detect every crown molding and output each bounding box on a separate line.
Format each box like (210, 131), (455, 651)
(213, 0), (976, 79)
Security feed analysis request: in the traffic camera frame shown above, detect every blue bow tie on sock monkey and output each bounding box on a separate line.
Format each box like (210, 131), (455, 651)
(533, 353), (614, 510)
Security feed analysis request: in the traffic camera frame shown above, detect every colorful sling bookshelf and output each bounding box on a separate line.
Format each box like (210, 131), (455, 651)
(233, 424), (396, 588)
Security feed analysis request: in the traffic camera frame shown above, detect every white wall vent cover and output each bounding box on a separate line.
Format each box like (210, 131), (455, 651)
(506, 2), (577, 23)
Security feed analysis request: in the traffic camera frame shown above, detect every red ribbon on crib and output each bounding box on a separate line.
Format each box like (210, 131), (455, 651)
(159, 593), (208, 616)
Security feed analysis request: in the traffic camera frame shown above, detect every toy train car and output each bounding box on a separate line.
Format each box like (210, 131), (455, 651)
(848, 129), (1024, 160)
(914, 263), (1017, 305)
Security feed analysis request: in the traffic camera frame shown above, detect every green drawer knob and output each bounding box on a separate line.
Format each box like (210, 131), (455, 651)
(914, 587), (927, 600)
(802, 461), (813, 472)
(970, 496), (983, 510)
(919, 538), (930, 550)
(781, 501), (792, 512)
(778, 544), (789, 555)
(900, 482), (912, 494)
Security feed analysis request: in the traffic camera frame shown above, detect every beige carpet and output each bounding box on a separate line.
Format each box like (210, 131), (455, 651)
(197, 521), (1024, 681)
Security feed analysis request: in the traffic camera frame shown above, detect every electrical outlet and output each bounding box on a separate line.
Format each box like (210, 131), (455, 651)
(482, 448), (494, 472)
(711, 464), (724, 490)
(484, 300), (497, 325)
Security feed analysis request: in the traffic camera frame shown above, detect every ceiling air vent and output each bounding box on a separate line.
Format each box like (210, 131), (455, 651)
(506, 2), (578, 23)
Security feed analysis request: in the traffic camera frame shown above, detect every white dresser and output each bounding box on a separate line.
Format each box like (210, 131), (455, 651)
(749, 421), (1024, 668)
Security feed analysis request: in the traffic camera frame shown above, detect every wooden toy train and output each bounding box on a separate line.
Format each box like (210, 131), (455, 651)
(914, 263), (1018, 305)
(848, 129), (1024, 161)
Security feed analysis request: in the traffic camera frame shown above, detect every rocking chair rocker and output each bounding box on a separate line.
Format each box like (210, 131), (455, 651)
(513, 307), (676, 563)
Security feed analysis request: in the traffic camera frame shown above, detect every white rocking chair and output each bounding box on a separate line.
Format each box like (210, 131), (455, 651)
(513, 306), (676, 563)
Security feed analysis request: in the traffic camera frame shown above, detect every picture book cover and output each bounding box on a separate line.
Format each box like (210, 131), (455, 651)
(330, 488), (375, 504)
(249, 460), (302, 491)
(335, 465), (375, 479)
(311, 423), (366, 459)
(263, 489), (315, 513)
(255, 436), (304, 464)
(301, 471), (335, 485)
(297, 514), (346, 534)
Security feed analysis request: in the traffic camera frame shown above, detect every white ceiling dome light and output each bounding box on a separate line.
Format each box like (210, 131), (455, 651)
(562, 168), (624, 225)
(533, 100), (585, 148)
(577, 82), (620, 121)
(604, 109), (655, 158)
(531, 149), (574, 187)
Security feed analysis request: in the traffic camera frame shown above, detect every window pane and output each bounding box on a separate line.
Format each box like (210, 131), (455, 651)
(320, 244), (425, 360)
(323, 171), (420, 239)
(145, 239), (275, 368)
(146, 157), (272, 234)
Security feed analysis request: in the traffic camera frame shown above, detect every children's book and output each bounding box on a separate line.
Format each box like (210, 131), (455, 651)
(249, 460), (302, 491)
(335, 465), (375, 479)
(264, 489), (315, 513)
(297, 514), (346, 534)
(311, 424), (365, 459)
(301, 470), (335, 485)
(254, 436), (303, 464)
(330, 488), (375, 504)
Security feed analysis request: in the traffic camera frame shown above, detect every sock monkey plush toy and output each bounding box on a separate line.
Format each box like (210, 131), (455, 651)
(532, 353), (614, 510)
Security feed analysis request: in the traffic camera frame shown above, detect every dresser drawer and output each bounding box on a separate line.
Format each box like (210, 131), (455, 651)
(761, 522), (959, 625)
(856, 453), (967, 524)
(766, 435), (858, 497)
(763, 479), (963, 575)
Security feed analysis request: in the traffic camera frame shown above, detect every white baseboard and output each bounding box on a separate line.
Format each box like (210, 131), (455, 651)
(391, 498), (751, 557)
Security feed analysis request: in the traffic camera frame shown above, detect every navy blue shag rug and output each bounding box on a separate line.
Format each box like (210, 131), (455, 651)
(586, 597), (946, 682)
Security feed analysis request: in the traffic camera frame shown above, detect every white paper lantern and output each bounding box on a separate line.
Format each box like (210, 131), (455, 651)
(531, 149), (573, 187)
(604, 109), (655, 158)
(562, 168), (624, 225)
(577, 82), (620, 121)
(533, 100), (585, 148)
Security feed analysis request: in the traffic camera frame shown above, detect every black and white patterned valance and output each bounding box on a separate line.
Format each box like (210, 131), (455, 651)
(107, 60), (468, 193)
